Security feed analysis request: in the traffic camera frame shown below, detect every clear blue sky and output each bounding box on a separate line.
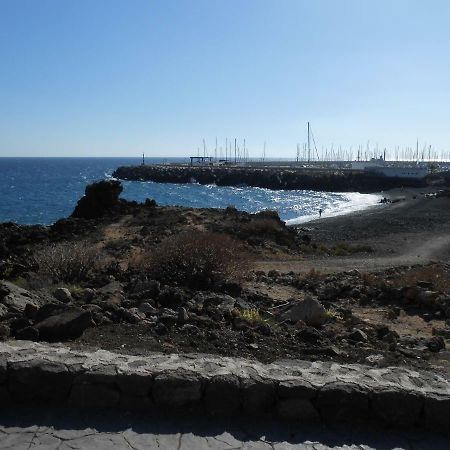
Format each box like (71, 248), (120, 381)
(1, 0), (449, 158)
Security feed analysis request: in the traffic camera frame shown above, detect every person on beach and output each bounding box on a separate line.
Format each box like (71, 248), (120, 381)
(319, 208), (323, 218)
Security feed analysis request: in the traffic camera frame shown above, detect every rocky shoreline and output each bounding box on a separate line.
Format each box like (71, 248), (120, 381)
(112, 164), (427, 193)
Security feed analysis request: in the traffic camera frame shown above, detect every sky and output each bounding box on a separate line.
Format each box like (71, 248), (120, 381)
(1, 0), (450, 158)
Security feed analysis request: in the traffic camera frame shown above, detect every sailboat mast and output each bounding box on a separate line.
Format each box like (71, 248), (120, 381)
(307, 122), (311, 162)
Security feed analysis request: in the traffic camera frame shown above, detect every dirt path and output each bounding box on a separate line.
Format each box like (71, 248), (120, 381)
(256, 232), (450, 274)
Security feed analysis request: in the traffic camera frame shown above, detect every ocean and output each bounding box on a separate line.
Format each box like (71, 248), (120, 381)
(0, 157), (381, 225)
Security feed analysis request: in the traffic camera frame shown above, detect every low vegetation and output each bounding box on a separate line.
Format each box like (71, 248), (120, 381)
(33, 241), (98, 283)
(241, 308), (265, 324)
(142, 230), (252, 288)
(299, 241), (374, 256)
(362, 264), (450, 293)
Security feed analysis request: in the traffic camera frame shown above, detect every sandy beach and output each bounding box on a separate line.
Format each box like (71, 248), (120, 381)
(257, 187), (450, 273)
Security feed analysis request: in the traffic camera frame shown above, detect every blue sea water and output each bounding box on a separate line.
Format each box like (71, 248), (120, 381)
(0, 157), (381, 225)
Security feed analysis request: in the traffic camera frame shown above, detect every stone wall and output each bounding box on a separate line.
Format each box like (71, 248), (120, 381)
(112, 165), (426, 193)
(0, 341), (449, 431)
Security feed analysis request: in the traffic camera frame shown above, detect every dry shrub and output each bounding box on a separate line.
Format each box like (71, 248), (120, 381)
(386, 265), (450, 293)
(143, 230), (252, 288)
(241, 218), (282, 235)
(34, 241), (98, 283)
(360, 271), (379, 286)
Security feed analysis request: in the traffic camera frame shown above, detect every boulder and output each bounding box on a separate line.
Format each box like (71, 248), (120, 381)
(349, 328), (368, 343)
(201, 293), (236, 313)
(24, 303), (39, 320)
(296, 326), (324, 343)
(15, 326), (39, 341)
(35, 307), (94, 341)
(158, 286), (188, 308)
(97, 281), (124, 306)
(426, 336), (445, 353)
(35, 303), (69, 322)
(177, 307), (189, 324)
(280, 295), (326, 327)
(128, 279), (160, 300)
(417, 290), (439, 307)
(53, 287), (72, 303)
(138, 302), (158, 316)
(318, 284), (339, 301)
(118, 307), (145, 324)
(0, 281), (38, 314)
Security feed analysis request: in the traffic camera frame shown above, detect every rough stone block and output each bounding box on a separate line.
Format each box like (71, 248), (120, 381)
(317, 382), (369, 423)
(68, 383), (120, 409)
(74, 364), (117, 385)
(152, 371), (203, 409)
(277, 398), (320, 422)
(241, 377), (276, 416)
(278, 379), (316, 400)
(372, 389), (423, 427)
(8, 359), (74, 403)
(119, 393), (154, 412)
(0, 356), (7, 384)
(116, 371), (153, 397)
(0, 385), (11, 405)
(424, 395), (450, 430)
(204, 374), (241, 416)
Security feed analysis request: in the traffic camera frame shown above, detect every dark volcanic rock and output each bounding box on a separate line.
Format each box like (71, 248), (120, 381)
(0, 281), (39, 314)
(71, 180), (123, 219)
(15, 326), (39, 341)
(158, 286), (188, 309)
(35, 307), (95, 341)
(0, 223), (48, 261)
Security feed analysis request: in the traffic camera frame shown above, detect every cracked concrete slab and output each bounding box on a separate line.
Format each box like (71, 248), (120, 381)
(0, 407), (448, 450)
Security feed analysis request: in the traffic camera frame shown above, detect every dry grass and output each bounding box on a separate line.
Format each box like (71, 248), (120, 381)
(305, 268), (324, 282)
(299, 241), (373, 256)
(388, 265), (450, 293)
(241, 308), (265, 324)
(324, 308), (343, 321)
(33, 241), (99, 283)
(139, 230), (252, 288)
(360, 264), (450, 293)
(240, 218), (282, 235)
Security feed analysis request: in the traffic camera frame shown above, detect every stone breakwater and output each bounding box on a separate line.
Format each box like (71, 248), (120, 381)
(1, 341), (449, 431)
(113, 165), (427, 193)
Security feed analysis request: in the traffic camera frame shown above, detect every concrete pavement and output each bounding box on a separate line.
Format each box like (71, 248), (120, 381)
(0, 407), (448, 450)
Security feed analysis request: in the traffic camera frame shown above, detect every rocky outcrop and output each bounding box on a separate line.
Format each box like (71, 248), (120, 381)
(71, 180), (124, 219)
(113, 165), (427, 193)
